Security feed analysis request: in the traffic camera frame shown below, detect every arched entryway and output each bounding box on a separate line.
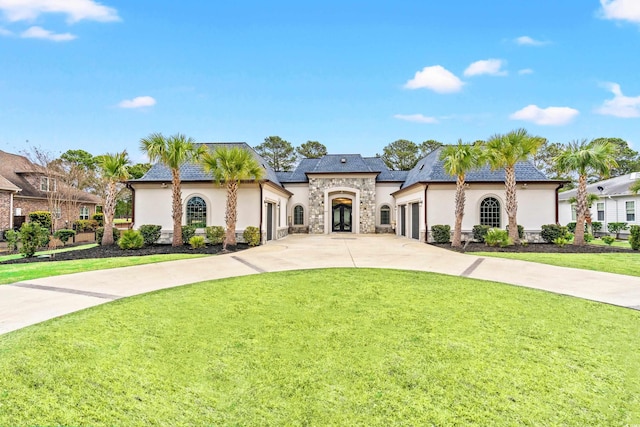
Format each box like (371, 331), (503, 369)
(332, 198), (352, 232)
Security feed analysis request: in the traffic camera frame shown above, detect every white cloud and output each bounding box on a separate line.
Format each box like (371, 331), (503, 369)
(509, 105), (579, 125)
(21, 26), (75, 41)
(599, 0), (640, 23)
(404, 65), (464, 93)
(518, 68), (534, 75)
(515, 36), (547, 46)
(0, 0), (119, 23)
(118, 96), (157, 109)
(463, 59), (507, 77)
(393, 114), (439, 124)
(595, 83), (640, 118)
(0, 26), (13, 36)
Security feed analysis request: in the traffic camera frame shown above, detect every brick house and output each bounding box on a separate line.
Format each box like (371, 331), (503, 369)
(0, 150), (102, 235)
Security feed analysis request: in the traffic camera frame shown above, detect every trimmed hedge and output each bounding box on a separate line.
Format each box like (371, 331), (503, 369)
(75, 219), (99, 232)
(53, 229), (76, 244)
(630, 225), (640, 251)
(541, 224), (568, 244)
(19, 222), (48, 257)
(181, 225), (197, 245)
(138, 224), (162, 246)
(243, 226), (261, 247)
(206, 226), (225, 245)
(472, 225), (490, 243)
(431, 225), (451, 244)
(29, 211), (52, 230)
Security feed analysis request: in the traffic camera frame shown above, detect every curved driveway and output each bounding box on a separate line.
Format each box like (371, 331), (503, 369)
(1, 234), (639, 335)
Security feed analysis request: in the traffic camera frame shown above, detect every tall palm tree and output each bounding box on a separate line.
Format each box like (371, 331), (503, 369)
(98, 151), (130, 245)
(486, 128), (544, 244)
(439, 140), (484, 247)
(555, 139), (618, 245)
(201, 146), (264, 250)
(140, 133), (205, 247)
(568, 193), (600, 235)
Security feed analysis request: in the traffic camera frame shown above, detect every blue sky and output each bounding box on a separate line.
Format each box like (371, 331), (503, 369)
(1, 0), (639, 162)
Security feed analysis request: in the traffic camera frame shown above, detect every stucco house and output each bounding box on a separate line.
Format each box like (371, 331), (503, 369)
(130, 143), (563, 243)
(558, 172), (640, 235)
(0, 149), (102, 235)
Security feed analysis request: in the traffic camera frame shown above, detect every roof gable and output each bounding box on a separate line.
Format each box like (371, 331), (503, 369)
(558, 171), (640, 200)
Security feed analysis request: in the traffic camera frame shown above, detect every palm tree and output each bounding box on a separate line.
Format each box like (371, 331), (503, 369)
(201, 146), (264, 250)
(486, 128), (544, 244)
(568, 193), (600, 235)
(98, 151), (130, 245)
(439, 140), (484, 247)
(555, 139), (618, 246)
(140, 133), (205, 247)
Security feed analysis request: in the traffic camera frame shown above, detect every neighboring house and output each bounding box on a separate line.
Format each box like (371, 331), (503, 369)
(0, 150), (102, 234)
(131, 143), (562, 243)
(558, 172), (640, 235)
(130, 143), (562, 243)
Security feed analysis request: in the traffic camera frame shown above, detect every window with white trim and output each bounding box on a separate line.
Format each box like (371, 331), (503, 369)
(40, 177), (56, 192)
(293, 205), (304, 225)
(597, 202), (605, 221)
(52, 206), (62, 220)
(79, 206), (90, 220)
(480, 197), (501, 228)
(626, 201), (635, 222)
(380, 205), (391, 225)
(186, 196), (206, 227)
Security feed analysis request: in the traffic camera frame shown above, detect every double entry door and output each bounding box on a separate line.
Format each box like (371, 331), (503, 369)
(332, 198), (352, 232)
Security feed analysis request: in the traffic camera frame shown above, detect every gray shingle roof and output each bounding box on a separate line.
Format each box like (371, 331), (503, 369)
(276, 154), (407, 183)
(133, 143), (281, 186)
(558, 172), (640, 200)
(402, 147), (552, 189)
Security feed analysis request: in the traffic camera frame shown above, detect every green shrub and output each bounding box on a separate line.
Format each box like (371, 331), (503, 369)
(431, 225), (451, 244)
(92, 213), (104, 226)
(472, 225), (490, 243)
(29, 211), (52, 230)
(506, 224), (524, 239)
(607, 222), (629, 238)
(118, 229), (144, 250)
(591, 222), (602, 233)
(629, 225), (640, 251)
(584, 233), (594, 243)
(96, 227), (120, 245)
(205, 226), (225, 245)
(485, 228), (512, 247)
(181, 225), (197, 245)
(602, 236), (616, 246)
(53, 229), (76, 244)
(243, 226), (261, 247)
(189, 235), (206, 249)
(75, 219), (99, 232)
(541, 224), (568, 243)
(138, 224), (162, 246)
(566, 232), (574, 242)
(553, 237), (568, 247)
(4, 230), (19, 253)
(19, 222), (48, 257)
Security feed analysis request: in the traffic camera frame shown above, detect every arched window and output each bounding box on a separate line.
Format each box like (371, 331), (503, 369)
(186, 196), (206, 228)
(380, 204), (391, 225)
(480, 197), (501, 228)
(293, 205), (304, 225)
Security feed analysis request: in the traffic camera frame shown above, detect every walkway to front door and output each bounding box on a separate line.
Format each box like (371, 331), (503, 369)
(332, 198), (352, 232)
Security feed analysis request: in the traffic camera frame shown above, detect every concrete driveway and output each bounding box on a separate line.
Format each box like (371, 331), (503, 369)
(1, 234), (639, 335)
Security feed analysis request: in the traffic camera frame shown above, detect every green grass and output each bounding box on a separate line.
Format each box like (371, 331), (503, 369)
(589, 238), (632, 248)
(0, 253), (208, 285)
(0, 243), (99, 262)
(474, 252), (640, 276)
(0, 269), (638, 426)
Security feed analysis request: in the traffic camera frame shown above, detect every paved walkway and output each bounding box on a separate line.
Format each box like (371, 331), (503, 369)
(2, 234), (640, 335)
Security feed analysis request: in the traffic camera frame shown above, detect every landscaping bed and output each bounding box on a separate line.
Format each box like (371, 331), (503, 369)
(0, 243), (248, 265)
(432, 241), (636, 253)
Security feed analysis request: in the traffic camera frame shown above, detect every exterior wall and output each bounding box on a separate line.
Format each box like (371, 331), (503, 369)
(283, 183), (310, 233)
(0, 191), (13, 232)
(560, 194), (640, 235)
(375, 183), (400, 233)
(262, 183), (290, 242)
(394, 184), (426, 241)
(307, 174), (377, 234)
(12, 196), (97, 231)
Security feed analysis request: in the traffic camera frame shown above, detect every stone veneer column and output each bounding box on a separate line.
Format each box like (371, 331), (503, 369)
(307, 176), (377, 234)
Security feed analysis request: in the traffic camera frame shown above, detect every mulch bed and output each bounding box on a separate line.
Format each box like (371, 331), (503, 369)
(0, 243), (249, 265)
(432, 241), (636, 254)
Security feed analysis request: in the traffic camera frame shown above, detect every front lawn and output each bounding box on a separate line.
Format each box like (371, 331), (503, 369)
(0, 269), (638, 426)
(473, 252), (640, 276)
(0, 254), (208, 285)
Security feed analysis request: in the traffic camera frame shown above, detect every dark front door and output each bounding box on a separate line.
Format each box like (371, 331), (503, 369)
(411, 203), (420, 239)
(266, 203), (273, 241)
(13, 216), (25, 230)
(400, 205), (406, 236)
(332, 198), (352, 232)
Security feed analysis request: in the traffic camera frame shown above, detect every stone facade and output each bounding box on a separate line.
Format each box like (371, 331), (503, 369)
(0, 192), (11, 232)
(308, 176), (377, 234)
